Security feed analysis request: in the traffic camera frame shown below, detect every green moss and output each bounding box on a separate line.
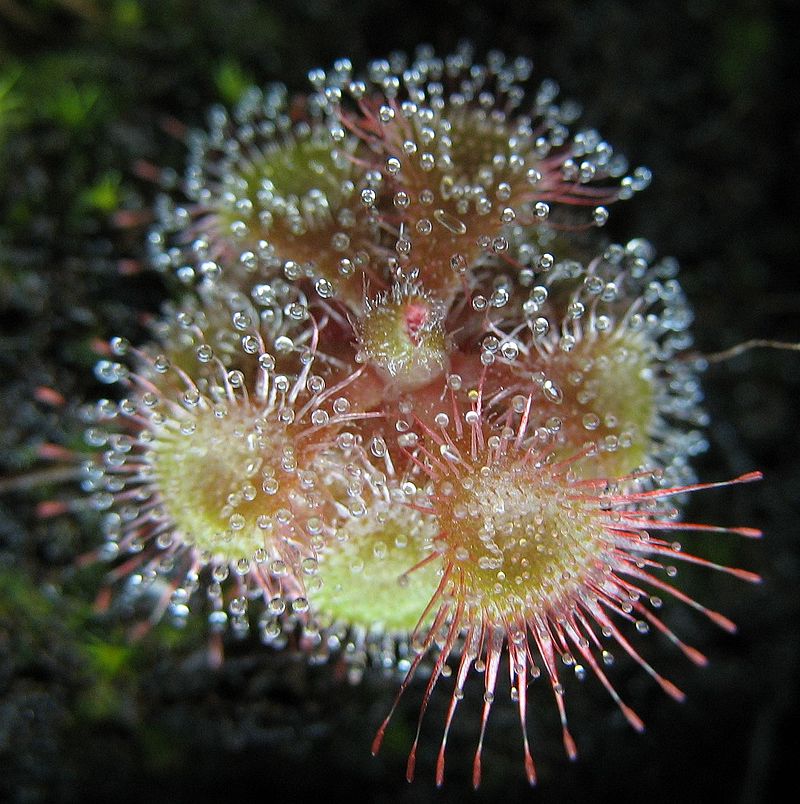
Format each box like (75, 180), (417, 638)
(214, 60), (254, 106)
(716, 15), (774, 97)
(0, 67), (24, 143)
(112, 0), (144, 30)
(79, 169), (122, 213)
(46, 81), (103, 128)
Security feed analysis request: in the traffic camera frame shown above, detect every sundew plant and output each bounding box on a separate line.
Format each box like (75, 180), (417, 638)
(33, 45), (762, 788)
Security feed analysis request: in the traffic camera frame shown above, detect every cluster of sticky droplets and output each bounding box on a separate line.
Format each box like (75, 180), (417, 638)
(38, 45), (760, 789)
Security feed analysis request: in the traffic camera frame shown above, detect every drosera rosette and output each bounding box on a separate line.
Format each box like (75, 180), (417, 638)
(17, 41), (770, 793)
(318, 43), (651, 304)
(37, 295), (385, 644)
(368, 374), (762, 788)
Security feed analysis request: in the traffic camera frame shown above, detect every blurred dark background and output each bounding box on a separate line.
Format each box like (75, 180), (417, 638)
(0, 1), (797, 802)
